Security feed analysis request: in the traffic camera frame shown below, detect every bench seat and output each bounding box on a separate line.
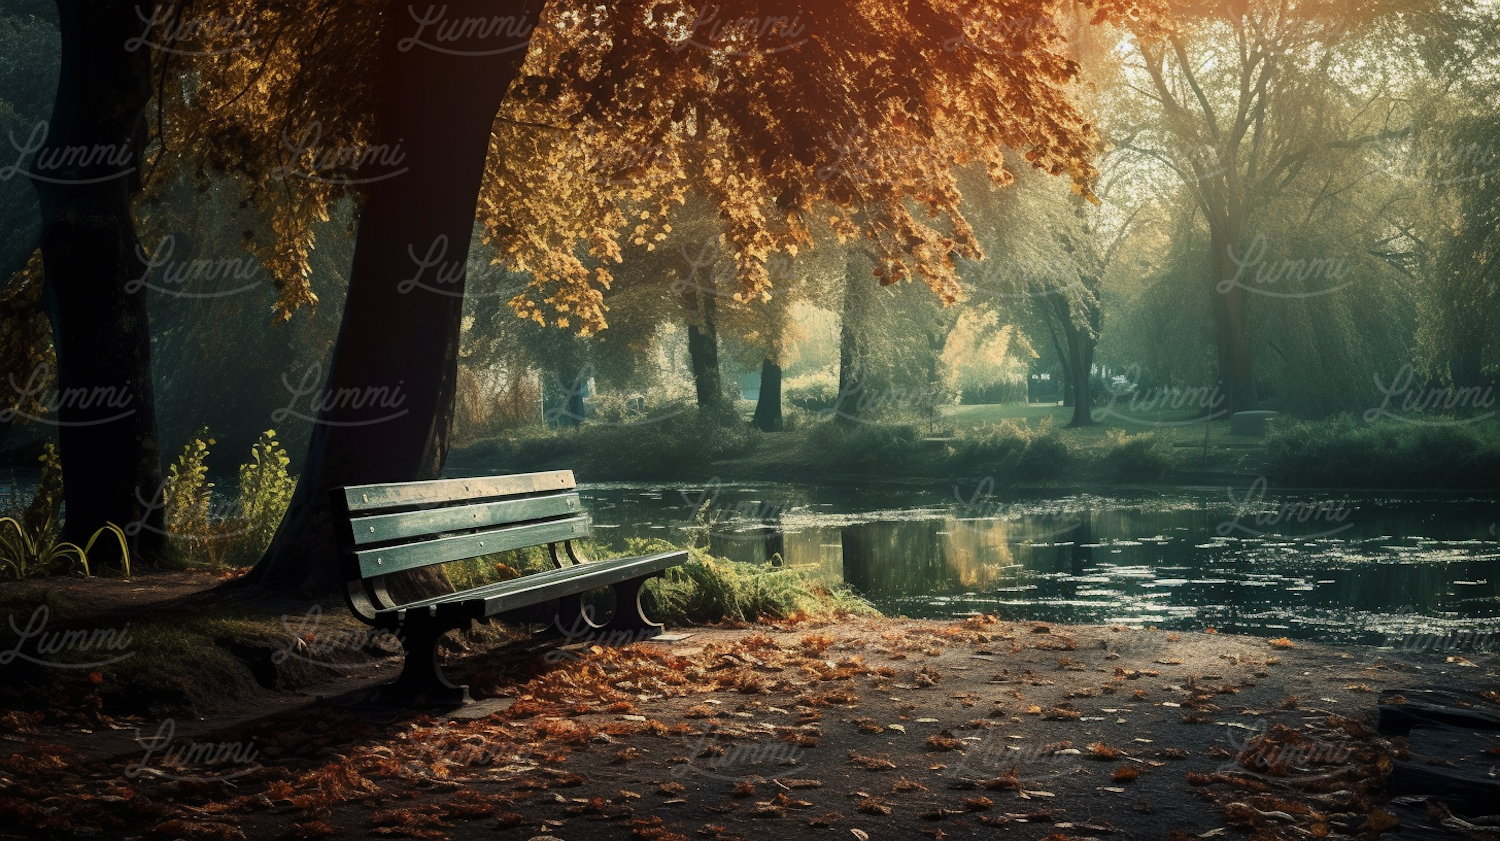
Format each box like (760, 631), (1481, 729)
(372, 550), (687, 628)
(331, 470), (688, 706)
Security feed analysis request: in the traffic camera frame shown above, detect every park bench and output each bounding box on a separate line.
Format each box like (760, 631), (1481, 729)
(331, 470), (687, 705)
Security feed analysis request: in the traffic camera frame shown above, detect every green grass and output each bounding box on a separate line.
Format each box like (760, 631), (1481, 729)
(1267, 415), (1500, 489)
(450, 399), (1270, 487)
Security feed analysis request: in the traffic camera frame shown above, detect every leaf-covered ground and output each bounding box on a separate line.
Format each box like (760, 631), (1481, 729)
(2, 609), (1497, 841)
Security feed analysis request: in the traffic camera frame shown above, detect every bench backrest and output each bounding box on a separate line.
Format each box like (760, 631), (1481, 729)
(330, 470), (588, 622)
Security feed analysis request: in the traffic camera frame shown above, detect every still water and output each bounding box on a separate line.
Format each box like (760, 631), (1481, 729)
(578, 479), (1500, 646)
(7, 467), (1498, 647)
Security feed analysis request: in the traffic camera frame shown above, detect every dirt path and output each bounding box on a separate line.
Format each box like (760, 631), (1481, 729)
(2, 610), (1494, 841)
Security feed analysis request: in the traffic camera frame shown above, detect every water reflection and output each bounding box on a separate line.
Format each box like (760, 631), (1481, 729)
(580, 481), (1500, 645)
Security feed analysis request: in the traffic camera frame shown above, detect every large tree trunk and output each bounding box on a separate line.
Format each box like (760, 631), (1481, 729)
(31, 2), (164, 565)
(1210, 219), (1257, 415)
(248, 0), (531, 597)
(752, 359), (782, 431)
(835, 252), (871, 426)
(684, 284), (730, 416)
(1043, 292), (1098, 427)
(1068, 328), (1096, 427)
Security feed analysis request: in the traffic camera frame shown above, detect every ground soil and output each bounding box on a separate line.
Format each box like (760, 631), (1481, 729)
(0, 572), (1495, 841)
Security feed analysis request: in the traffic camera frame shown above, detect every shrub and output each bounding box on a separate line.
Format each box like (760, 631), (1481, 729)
(162, 429), (298, 568)
(1267, 415), (1500, 488)
(235, 431), (297, 562)
(803, 420), (923, 474)
(164, 430), (214, 543)
(784, 368), (840, 412)
(631, 540), (878, 624)
(1101, 429), (1178, 481)
(950, 419), (1073, 480)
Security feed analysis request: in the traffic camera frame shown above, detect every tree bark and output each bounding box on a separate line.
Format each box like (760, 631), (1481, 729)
(752, 359), (782, 431)
(1210, 220), (1257, 415)
(30, 2), (164, 565)
(1044, 291), (1099, 427)
(684, 283), (730, 416)
(249, 0), (532, 597)
(835, 252), (871, 426)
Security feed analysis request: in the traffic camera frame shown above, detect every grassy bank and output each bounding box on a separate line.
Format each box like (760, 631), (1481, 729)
(450, 402), (1272, 488)
(453, 402), (1500, 490)
(1266, 414), (1500, 488)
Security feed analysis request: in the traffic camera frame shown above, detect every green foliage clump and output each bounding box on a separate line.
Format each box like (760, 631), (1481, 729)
(802, 421), (924, 474)
(165, 430), (214, 543)
(1267, 416), (1500, 488)
(0, 444), (129, 580)
(236, 431), (297, 557)
(162, 429), (297, 568)
(784, 368), (840, 412)
(632, 540), (877, 625)
(950, 419), (1072, 480)
(1100, 428), (1179, 481)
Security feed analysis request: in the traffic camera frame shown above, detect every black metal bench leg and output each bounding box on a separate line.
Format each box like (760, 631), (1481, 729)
(604, 576), (663, 638)
(553, 592), (606, 639)
(382, 625), (471, 706)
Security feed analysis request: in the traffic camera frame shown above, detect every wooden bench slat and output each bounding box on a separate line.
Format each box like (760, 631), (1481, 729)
(340, 470), (576, 513)
(348, 492), (583, 546)
(373, 551), (686, 626)
(354, 515), (590, 577)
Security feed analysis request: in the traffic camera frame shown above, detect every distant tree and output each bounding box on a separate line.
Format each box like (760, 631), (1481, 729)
(1109, 0), (1426, 414)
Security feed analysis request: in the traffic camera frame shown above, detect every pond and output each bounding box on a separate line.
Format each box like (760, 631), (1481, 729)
(577, 479), (1500, 648)
(7, 466), (1498, 651)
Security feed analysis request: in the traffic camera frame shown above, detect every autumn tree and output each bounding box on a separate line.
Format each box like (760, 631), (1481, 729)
(1, 0), (1160, 593)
